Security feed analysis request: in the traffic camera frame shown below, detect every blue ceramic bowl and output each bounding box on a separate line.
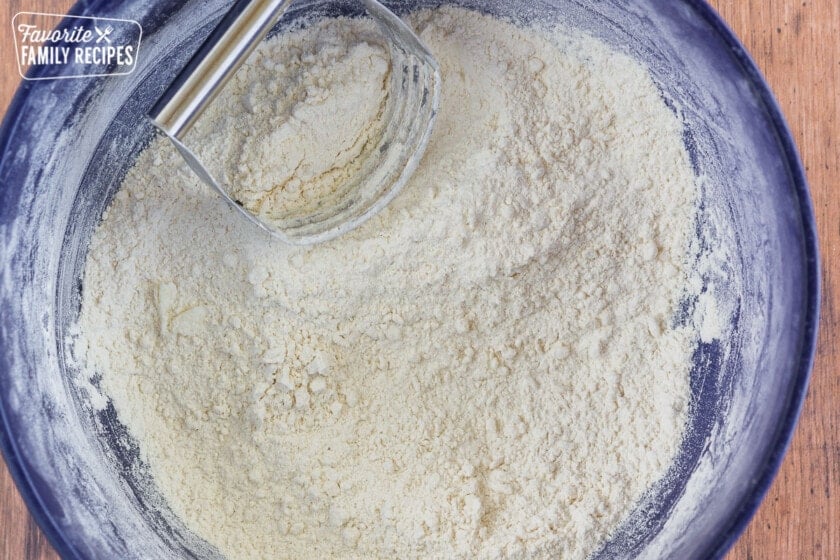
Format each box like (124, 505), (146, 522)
(0, 1), (819, 558)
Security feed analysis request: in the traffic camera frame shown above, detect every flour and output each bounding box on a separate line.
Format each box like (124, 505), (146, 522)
(215, 26), (391, 223)
(77, 7), (701, 560)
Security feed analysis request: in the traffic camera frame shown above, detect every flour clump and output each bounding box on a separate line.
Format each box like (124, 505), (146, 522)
(78, 7), (702, 560)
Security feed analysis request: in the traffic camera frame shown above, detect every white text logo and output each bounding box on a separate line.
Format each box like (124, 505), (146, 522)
(13, 12), (142, 80)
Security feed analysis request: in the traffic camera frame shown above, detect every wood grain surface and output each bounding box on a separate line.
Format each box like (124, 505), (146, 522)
(1, 1), (837, 559)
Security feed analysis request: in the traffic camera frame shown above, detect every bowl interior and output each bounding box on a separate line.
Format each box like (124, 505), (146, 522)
(0, 1), (817, 559)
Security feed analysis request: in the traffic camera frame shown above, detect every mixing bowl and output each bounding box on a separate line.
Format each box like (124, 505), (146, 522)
(0, 1), (819, 558)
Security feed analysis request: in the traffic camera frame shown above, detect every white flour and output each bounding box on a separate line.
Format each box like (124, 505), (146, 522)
(77, 7), (700, 559)
(219, 26), (391, 223)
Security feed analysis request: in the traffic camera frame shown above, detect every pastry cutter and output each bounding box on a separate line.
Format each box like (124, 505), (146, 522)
(149, 0), (440, 245)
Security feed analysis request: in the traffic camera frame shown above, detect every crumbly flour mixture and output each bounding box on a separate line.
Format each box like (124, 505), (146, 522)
(220, 26), (391, 223)
(77, 7), (699, 560)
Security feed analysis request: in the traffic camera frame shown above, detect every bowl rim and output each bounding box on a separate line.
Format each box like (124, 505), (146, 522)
(680, 0), (820, 558)
(0, 1), (820, 559)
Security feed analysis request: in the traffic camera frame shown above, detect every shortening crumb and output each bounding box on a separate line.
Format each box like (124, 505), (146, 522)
(77, 7), (701, 560)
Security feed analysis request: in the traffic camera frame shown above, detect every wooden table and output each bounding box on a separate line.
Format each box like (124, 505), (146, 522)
(1, 1), (837, 558)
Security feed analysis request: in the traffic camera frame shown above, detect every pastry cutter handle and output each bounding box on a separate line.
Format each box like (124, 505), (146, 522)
(149, 0), (293, 140)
